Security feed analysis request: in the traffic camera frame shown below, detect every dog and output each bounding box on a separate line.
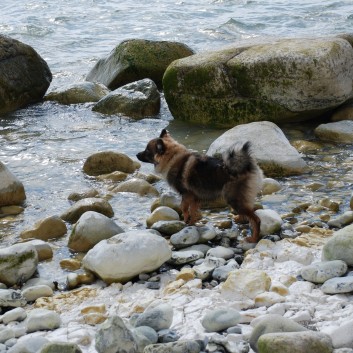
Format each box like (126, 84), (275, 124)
(136, 129), (263, 243)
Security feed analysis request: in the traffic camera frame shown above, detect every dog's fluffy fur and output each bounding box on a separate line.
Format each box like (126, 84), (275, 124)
(136, 129), (263, 243)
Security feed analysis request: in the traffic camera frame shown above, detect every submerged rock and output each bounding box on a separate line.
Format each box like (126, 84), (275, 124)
(0, 35), (52, 115)
(163, 36), (353, 127)
(92, 78), (160, 118)
(45, 82), (109, 105)
(0, 161), (26, 206)
(83, 151), (140, 176)
(86, 38), (194, 89)
(314, 120), (353, 143)
(207, 121), (307, 176)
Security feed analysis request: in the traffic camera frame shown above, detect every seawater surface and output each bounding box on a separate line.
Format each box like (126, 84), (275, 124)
(1, 0), (353, 279)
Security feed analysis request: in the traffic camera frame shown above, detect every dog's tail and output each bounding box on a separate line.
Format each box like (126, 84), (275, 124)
(222, 141), (257, 176)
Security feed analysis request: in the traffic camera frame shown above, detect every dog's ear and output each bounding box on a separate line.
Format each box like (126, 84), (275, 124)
(159, 129), (169, 138)
(156, 138), (165, 155)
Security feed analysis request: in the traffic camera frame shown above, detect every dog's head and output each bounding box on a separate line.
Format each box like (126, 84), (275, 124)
(136, 129), (169, 165)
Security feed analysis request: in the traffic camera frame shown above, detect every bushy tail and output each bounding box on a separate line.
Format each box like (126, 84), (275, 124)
(222, 141), (256, 176)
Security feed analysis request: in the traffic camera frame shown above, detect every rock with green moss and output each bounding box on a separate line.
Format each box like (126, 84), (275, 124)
(257, 331), (333, 353)
(0, 35), (52, 115)
(0, 243), (38, 287)
(322, 223), (353, 265)
(92, 78), (160, 118)
(207, 121), (307, 176)
(163, 37), (353, 127)
(45, 82), (109, 105)
(86, 39), (194, 90)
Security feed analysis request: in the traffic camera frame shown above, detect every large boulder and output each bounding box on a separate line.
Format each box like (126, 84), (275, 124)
(86, 39), (194, 90)
(92, 78), (160, 118)
(0, 161), (26, 206)
(163, 37), (353, 127)
(82, 230), (172, 283)
(207, 121), (307, 176)
(0, 35), (52, 115)
(0, 243), (38, 286)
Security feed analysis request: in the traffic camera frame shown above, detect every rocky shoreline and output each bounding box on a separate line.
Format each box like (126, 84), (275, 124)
(1, 33), (353, 353)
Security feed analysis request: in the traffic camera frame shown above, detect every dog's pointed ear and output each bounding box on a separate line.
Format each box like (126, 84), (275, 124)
(156, 138), (165, 155)
(159, 129), (169, 138)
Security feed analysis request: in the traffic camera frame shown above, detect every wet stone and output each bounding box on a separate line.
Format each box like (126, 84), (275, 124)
(170, 226), (200, 249)
(168, 250), (204, 265)
(151, 220), (186, 236)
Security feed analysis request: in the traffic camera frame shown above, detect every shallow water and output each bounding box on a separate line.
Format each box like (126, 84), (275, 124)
(1, 0), (353, 281)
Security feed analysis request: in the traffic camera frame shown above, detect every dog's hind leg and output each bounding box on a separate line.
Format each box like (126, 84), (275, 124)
(240, 209), (261, 243)
(188, 196), (201, 225)
(181, 193), (191, 223)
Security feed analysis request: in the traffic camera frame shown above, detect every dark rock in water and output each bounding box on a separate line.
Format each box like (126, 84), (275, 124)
(0, 35), (52, 115)
(92, 78), (160, 118)
(86, 38), (194, 89)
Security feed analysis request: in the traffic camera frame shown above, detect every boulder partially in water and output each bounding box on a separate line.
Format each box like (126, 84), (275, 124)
(0, 35), (52, 115)
(0, 161), (26, 206)
(92, 78), (160, 118)
(86, 39), (194, 90)
(163, 36), (353, 127)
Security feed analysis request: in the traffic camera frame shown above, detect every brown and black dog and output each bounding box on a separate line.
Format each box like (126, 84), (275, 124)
(136, 129), (263, 243)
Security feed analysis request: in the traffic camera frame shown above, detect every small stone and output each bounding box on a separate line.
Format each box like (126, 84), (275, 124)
(61, 197), (114, 224)
(328, 211), (353, 228)
(143, 340), (202, 353)
(147, 206), (180, 228)
(198, 225), (218, 243)
(262, 178), (282, 195)
(134, 303), (173, 331)
(193, 257), (226, 281)
(206, 246), (234, 260)
(300, 260), (347, 283)
(168, 250), (204, 265)
(256, 209), (283, 236)
(6, 336), (49, 353)
(21, 239), (53, 261)
(38, 342), (83, 353)
(20, 215), (67, 241)
(201, 308), (241, 332)
(258, 331), (333, 353)
(212, 259), (239, 282)
(110, 178), (159, 196)
(170, 226), (200, 249)
(26, 309), (61, 333)
(60, 258), (81, 271)
(22, 284), (53, 302)
(321, 276), (353, 294)
(254, 291), (285, 307)
(176, 268), (195, 282)
(151, 220), (186, 236)
(158, 329), (180, 343)
(1, 308), (26, 324)
(68, 189), (100, 202)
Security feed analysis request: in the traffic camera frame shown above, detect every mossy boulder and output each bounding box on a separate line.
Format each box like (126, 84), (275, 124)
(163, 37), (353, 127)
(86, 39), (194, 90)
(45, 82), (109, 105)
(0, 243), (38, 286)
(0, 35), (52, 115)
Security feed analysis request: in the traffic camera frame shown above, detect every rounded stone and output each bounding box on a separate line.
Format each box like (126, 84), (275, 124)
(262, 178), (282, 195)
(68, 211), (124, 252)
(206, 246), (234, 260)
(146, 206), (180, 228)
(0, 161), (26, 206)
(151, 220), (186, 236)
(255, 209), (283, 236)
(60, 198), (114, 224)
(83, 151), (140, 176)
(300, 260), (347, 284)
(321, 276), (353, 294)
(26, 309), (61, 333)
(22, 284), (53, 302)
(82, 230), (171, 283)
(201, 308), (241, 332)
(170, 226), (200, 249)
(20, 215), (67, 241)
(110, 178), (159, 196)
(134, 303), (173, 331)
(315, 120), (353, 143)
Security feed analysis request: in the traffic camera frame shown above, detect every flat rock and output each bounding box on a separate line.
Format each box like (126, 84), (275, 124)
(315, 120), (353, 143)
